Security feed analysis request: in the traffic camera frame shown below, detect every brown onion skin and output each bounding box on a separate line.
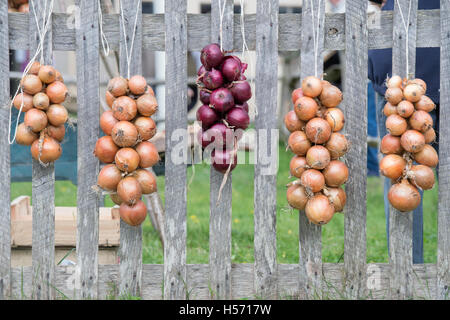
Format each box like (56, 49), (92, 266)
(388, 180), (421, 212)
(46, 124), (65, 142)
(97, 164), (122, 191)
(114, 147), (140, 173)
(112, 96), (138, 121)
(284, 110), (305, 133)
(286, 184), (309, 210)
(397, 100), (414, 118)
(21, 74), (43, 95)
(108, 77), (128, 97)
(135, 141), (160, 168)
(387, 75), (403, 88)
(100, 110), (119, 136)
(24, 108), (48, 133)
(134, 169), (157, 194)
(305, 117), (332, 144)
(324, 108), (345, 132)
(301, 169), (325, 193)
(32, 92), (50, 110)
(119, 200), (147, 226)
(325, 132), (349, 159)
(47, 104), (68, 126)
(145, 85), (155, 96)
(379, 154), (406, 180)
(134, 117), (157, 141)
(46, 81), (68, 104)
(94, 136), (119, 163)
(305, 194), (335, 225)
(136, 94), (158, 116)
(322, 160), (349, 187)
(288, 131), (311, 156)
(424, 127), (436, 144)
(413, 144), (438, 168)
(301, 76), (323, 98)
(291, 88), (303, 104)
(111, 121), (139, 147)
(408, 165), (435, 190)
(306, 145), (331, 170)
(380, 134), (403, 155)
(319, 84), (343, 108)
(16, 123), (38, 146)
(385, 87), (403, 105)
(403, 84), (424, 103)
(386, 114), (407, 136)
(408, 78), (427, 92)
(38, 65), (57, 84)
(117, 176), (142, 206)
(383, 102), (398, 117)
(13, 92), (34, 112)
(105, 90), (116, 108)
(409, 110), (433, 133)
(110, 193), (123, 205)
(289, 156), (308, 178)
(28, 61), (41, 75)
(294, 96), (319, 121)
(31, 136), (62, 163)
(325, 187), (346, 212)
(415, 95), (435, 112)
(400, 130), (425, 153)
(128, 75), (147, 95)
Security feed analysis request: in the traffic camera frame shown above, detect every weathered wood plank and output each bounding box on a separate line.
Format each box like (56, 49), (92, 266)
(118, 0), (143, 297)
(75, 0), (100, 299)
(437, 0), (450, 300)
(164, 0), (187, 300)
(6, 11), (442, 52)
(208, 0), (233, 300)
(254, 0), (278, 300)
(343, 0), (368, 299)
(389, 0), (418, 300)
(30, 0), (55, 300)
(299, 0), (325, 299)
(0, 0), (10, 300)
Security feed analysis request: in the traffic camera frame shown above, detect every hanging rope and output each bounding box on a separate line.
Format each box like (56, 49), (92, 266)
(8, 0), (54, 145)
(218, 0), (227, 50)
(309, 0), (324, 78)
(119, 0), (141, 79)
(395, 0), (413, 78)
(98, 0), (110, 57)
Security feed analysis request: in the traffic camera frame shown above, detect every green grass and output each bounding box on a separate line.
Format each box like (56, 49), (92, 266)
(11, 144), (438, 264)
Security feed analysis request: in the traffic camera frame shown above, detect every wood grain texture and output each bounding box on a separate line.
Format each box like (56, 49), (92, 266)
(75, 0), (100, 299)
(254, 0), (278, 300)
(208, 0), (233, 300)
(5, 11), (441, 52)
(438, 0), (450, 300)
(299, 0), (325, 299)
(389, 0), (418, 300)
(164, 0), (187, 300)
(343, 0), (368, 299)
(29, 0), (55, 300)
(0, 0), (10, 300)
(118, 0), (143, 297)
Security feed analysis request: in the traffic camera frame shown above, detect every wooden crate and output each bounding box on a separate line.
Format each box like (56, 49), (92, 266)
(10, 196), (119, 267)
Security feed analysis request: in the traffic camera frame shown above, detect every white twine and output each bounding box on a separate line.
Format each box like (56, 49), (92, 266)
(309, 0), (323, 78)
(98, 0), (110, 57)
(8, 0), (54, 145)
(119, 0), (141, 79)
(218, 0), (227, 50)
(395, 0), (412, 78)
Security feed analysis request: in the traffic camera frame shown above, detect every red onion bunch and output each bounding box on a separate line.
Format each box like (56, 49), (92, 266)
(380, 76), (437, 212)
(196, 43), (251, 173)
(15, 62), (68, 165)
(95, 75), (159, 226)
(285, 76), (348, 225)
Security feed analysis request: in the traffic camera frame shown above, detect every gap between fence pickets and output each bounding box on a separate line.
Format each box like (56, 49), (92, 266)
(5, 10), (441, 52)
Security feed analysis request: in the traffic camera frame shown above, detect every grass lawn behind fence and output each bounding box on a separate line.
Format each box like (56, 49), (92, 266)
(11, 144), (438, 264)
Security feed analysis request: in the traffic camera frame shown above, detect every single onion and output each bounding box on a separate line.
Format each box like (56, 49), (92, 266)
(94, 135), (119, 163)
(379, 154), (406, 180)
(135, 141), (160, 168)
(13, 92), (34, 112)
(325, 187), (346, 212)
(322, 160), (349, 187)
(408, 78), (427, 92)
(388, 179), (421, 212)
(204, 123), (234, 148)
(424, 127), (436, 144)
(38, 65), (56, 84)
(412, 144), (438, 168)
(286, 184), (309, 210)
(46, 81), (68, 104)
(55, 70), (64, 82)
(31, 136), (62, 163)
(284, 110), (305, 132)
(196, 105), (219, 129)
(387, 75), (403, 88)
(145, 85), (155, 96)
(105, 91), (116, 108)
(225, 107), (250, 130)
(221, 56), (242, 82)
(289, 156), (308, 178)
(100, 110), (119, 135)
(115, 147), (140, 172)
(202, 68), (224, 90)
(305, 194), (335, 225)
(111, 121), (139, 147)
(134, 116), (156, 140)
(325, 132), (349, 159)
(28, 61), (41, 75)
(291, 88), (303, 104)
(117, 176), (142, 206)
(300, 169), (325, 193)
(288, 131), (311, 156)
(16, 123), (38, 146)
(294, 96), (318, 121)
(136, 94), (158, 116)
(108, 77), (128, 97)
(21, 74), (42, 95)
(324, 108), (345, 132)
(385, 87), (403, 105)
(24, 108), (48, 133)
(383, 102), (398, 117)
(134, 169), (157, 194)
(47, 104), (68, 126)
(199, 89), (211, 104)
(32, 92), (50, 110)
(306, 145), (330, 170)
(409, 110), (433, 133)
(403, 83), (424, 103)
(112, 96), (137, 121)
(110, 193), (123, 205)
(386, 114), (407, 136)
(415, 95), (435, 112)
(128, 75), (147, 95)
(119, 200), (147, 226)
(200, 43), (224, 70)
(236, 102), (249, 113)
(319, 84), (343, 108)
(46, 124), (65, 142)
(229, 81), (252, 104)
(305, 117), (332, 144)
(301, 76), (323, 98)
(210, 88), (235, 113)
(380, 134), (403, 155)
(408, 165), (435, 190)
(397, 100), (414, 118)
(400, 130), (425, 153)
(97, 164), (123, 191)
(211, 148), (237, 173)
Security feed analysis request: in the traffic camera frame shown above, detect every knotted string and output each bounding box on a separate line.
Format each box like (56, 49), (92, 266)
(119, 0), (141, 79)
(395, 0), (413, 78)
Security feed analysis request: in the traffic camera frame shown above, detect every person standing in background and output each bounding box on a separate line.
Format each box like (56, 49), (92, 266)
(368, 0), (440, 264)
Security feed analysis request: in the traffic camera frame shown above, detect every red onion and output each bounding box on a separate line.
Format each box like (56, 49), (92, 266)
(221, 56), (241, 82)
(201, 43), (223, 70)
(225, 107), (250, 130)
(196, 105), (219, 129)
(203, 123), (233, 148)
(210, 87), (235, 113)
(199, 89), (211, 104)
(229, 81), (252, 104)
(202, 68), (223, 90)
(236, 102), (249, 113)
(211, 148), (237, 173)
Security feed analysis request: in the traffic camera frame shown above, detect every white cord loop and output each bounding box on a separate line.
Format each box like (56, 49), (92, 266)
(309, 0), (324, 78)
(395, 0), (413, 78)
(119, 0), (141, 79)
(98, 0), (110, 57)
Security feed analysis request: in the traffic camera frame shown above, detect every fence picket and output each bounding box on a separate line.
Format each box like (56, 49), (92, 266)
(209, 0), (233, 300)
(118, 0), (143, 297)
(29, 0), (55, 300)
(254, 0), (279, 299)
(438, 0), (450, 300)
(0, 0), (10, 300)
(390, 0), (418, 299)
(343, 0), (368, 299)
(299, 0), (325, 299)
(164, 0), (188, 300)
(75, 0), (100, 299)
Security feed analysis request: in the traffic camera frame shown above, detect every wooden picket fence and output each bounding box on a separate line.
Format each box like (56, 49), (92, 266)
(0, 0), (448, 300)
